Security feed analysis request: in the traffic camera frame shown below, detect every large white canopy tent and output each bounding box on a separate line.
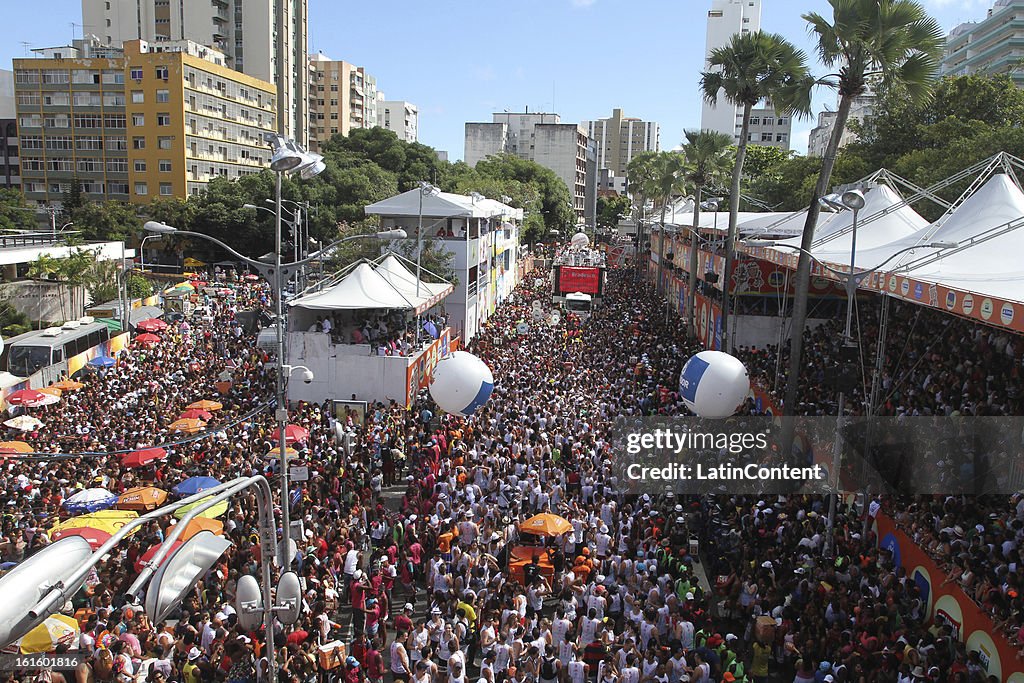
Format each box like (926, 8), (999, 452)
(364, 188), (523, 220)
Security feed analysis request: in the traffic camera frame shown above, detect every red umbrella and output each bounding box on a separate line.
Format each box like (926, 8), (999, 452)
(134, 333), (161, 345)
(272, 424), (309, 444)
(136, 318), (168, 332)
(6, 389), (49, 407)
(51, 526), (112, 550)
(121, 447), (167, 468)
(134, 540), (184, 573)
(179, 409), (212, 420)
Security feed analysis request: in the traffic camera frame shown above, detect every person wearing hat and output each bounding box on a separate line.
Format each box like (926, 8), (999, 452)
(182, 647), (203, 683)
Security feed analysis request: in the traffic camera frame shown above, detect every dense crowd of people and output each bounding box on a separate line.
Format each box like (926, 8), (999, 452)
(0, 258), (1019, 683)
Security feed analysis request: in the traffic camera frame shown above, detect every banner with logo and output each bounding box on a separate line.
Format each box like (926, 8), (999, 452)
(875, 273), (1023, 335)
(874, 513), (1024, 682)
(556, 265), (602, 295)
(404, 328), (451, 408)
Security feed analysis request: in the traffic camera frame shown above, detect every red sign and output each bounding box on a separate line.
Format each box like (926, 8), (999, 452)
(558, 266), (601, 294)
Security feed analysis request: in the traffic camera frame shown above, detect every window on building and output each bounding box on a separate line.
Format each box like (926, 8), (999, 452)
(104, 114), (126, 128)
(762, 117), (774, 126)
(17, 92), (40, 107)
(107, 159), (128, 173)
(156, 89), (170, 103)
(132, 113), (145, 127)
(130, 67), (144, 80)
(41, 69), (69, 84)
(157, 113), (171, 126)
(776, 133), (788, 142)
(159, 160), (172, 172)
(155, 66), (169, 80)
(749, 117), (760, 125)
(18, 115), (41, 128)
(761, 132), (773, 142)
(109, 182), (129, 194)
(106, 136), (127, 151)
(135, 182), (148, 196)
(133, 137), (146, 149)
(158, 137), (173, 149)
(103, 93), (125, 107)
(132, 91), (144, 103)
(134, 160), (147, 172)
(160, 182), (173, 196)
(103, 70), (123, 84)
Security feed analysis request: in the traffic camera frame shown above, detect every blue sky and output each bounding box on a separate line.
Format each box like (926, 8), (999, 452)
(1, 0), (997, 158)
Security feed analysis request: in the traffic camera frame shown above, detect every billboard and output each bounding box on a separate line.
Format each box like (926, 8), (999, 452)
(556, 266), (603, 295)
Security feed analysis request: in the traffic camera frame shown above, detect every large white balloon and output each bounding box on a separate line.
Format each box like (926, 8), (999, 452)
(678, 350), (750, 418)
(429, 351), (494, 417)
(570, 232), (590, 247)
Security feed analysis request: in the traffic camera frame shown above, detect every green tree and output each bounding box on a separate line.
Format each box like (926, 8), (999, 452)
(700, 29), (813, 345)
(785, 0), (944, 422)
(0, 190), (40, 231)
(651, 152), (690, 295)
(472, 154), (574, 239)
(596, 195), (632, 231)
(127, 273), (154, 299)
(71, 201), (141, 242)
(0, 298), (31, 336)
(60, 178), (86, 224)
(680, 129), (734, 336)
(145, 196), (196, 230)
(626, 152), (663, 275)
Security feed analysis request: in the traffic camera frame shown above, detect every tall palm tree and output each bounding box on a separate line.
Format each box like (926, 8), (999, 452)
(700, 30), (813, 349)
(783, 0), (944, 418)
(679, 129), (734, 338)
(651, 152), (690, 297)
(626, 152), (661, 281)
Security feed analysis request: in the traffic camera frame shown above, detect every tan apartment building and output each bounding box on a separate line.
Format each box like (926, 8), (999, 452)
(307, 54), (380, 152)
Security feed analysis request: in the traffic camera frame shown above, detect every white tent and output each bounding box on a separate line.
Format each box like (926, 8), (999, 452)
(900, 174), (1024, 302)
(364, 188), (520, 220)
(373, 254), (453, 310)
(737, 209), (825, 237)
(808, 184), (930, 266)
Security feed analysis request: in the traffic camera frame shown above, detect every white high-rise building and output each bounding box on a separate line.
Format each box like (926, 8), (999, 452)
(379, 101), (419, 143)
(81, 0), (308, 145)
(700, 0), (791, 150)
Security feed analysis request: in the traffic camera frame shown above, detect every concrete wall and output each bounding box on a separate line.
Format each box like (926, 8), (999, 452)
(464, 122), (507, 167)
(286, 331), (411, 405)
(0, 280), (75, 326)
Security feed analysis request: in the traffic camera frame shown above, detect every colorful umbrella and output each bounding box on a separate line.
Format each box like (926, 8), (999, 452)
(63, 488), (118, 513)
(179, 408), (212, 421)
(6, 389), (49, 407)
(51, 380), (85, 391)
(173, 282), (195, 291)
(0, 441), (32, 455)
(168, 418), (206, 434)
(267, 446), (300, 460)
(519, 513), (573, 537)
(38, 387), (62, 398)
(272, 424), (310, 444)
(173, 496), (228, 520)
(171, 517), (224, 541)
(173, 476), (221, 496)
(4, 415), (44, 431)
(50, 510), (139, 537)
(115, 486), (168, 511)
(17, 614), (80, 654)
(50, 526), (112, 550)
(187, 400), (223, 412)
(134, 333), (161, 345)
(87, 355), (116, 368)
(134, 540), (184, 573)
(121, 447), (167, 468)
(136, 318), (169, 332)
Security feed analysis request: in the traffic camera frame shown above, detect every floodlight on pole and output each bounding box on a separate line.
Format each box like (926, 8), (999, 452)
(841, 189), (866, 210)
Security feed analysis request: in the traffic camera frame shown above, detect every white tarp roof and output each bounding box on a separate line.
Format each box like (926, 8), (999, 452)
(364, 188), (519, 219)
(902, 174), (1024, 302)
(657, 196), (791, 233)
(373, 254), (453, 310)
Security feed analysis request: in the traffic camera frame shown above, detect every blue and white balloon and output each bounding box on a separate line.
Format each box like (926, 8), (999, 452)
(429, 351), (494, 417)
(678, 350), (750, 418)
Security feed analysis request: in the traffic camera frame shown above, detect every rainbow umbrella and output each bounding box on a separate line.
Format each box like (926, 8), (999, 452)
(50, 510), (139, 538)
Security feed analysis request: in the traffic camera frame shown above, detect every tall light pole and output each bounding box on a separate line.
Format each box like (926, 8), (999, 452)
(417, 181), (440, 298)
(139, 234), (162, 273)
(744, 194), (959, 557)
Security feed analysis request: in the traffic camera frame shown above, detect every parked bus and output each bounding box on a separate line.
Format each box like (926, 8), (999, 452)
(3, 318), (111, 380)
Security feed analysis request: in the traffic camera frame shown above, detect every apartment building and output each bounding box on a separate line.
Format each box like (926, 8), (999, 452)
(0, 70), (19, 190)
(464, 111), (589, 222)
(582, 108), (660, 177)
(81, 0), (307, 144)
(307, 54), (380, 151)
(379, 100), (418, 143)
(14, 38), (275, 206)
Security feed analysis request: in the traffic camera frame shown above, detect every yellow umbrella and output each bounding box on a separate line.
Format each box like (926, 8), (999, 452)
(50, 510), (139, 537)
(52, 380), (85, 391)
(18, 614), (80, 654)
(173, 497), (229, 520)
(184, 258), (206, 268)
(168, 418), (206, 434)
(0, 441), (33, 454)
(38, 387), (62, 398)
(187, 400), (223, 412)
(171, 517), (224, 541)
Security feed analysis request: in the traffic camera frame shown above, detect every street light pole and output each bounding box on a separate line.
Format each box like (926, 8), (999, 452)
(273, 169), (293, 571)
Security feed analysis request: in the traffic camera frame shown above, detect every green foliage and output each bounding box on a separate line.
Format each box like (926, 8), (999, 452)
(0, 298), (30, 337)
(596, 195), (632, 230)
(70, 201), (141, 242)
(127, 273), (154, 299)
(467, 154), (574, 239)
(0, 190), (40, 231)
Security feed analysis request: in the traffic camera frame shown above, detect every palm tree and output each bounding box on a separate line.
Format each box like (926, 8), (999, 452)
(700, 30), (813, 349)
(651, 152), (690, 297)
(783, 0), (944, 418)
(626, 152), (661, 281)
(679, 129), (734, 338)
